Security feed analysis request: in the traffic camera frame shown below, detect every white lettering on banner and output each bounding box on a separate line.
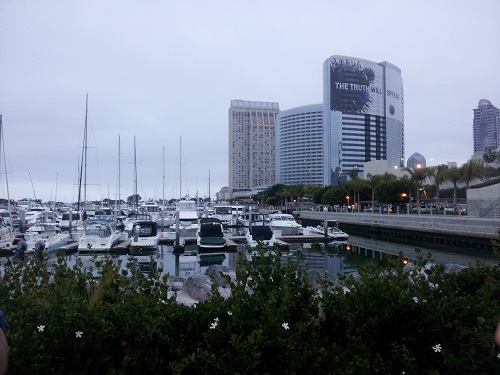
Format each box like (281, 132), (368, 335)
(334, 82), (384, 95)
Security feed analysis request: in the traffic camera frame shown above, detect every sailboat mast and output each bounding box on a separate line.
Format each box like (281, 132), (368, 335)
(134, 136), (138, 209)
(83, 94), (88, 207)
(162, 146), (165, 206)
(0, 115), (12, 230)
(118, 135), (121, 210)
(179, 136), (182, 199)
(77, 93), (88, 213)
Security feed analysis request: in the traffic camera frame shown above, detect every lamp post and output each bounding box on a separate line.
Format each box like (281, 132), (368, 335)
(346, 195), (350, 213)
(401, 193), (407, 215)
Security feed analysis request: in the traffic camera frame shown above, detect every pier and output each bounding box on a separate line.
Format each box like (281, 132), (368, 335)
(295, 211), (500, 252)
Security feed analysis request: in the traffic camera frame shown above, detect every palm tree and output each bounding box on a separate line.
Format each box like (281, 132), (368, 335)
(404, 166), (429, 213)
(428, 164), (448, 204)
(366, 173), (397, 212)
(461, 161), (485, 188)
(445, 166), (463, 205)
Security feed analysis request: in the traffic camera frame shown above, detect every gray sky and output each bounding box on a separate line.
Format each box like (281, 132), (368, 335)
(0, 0), (498, 203)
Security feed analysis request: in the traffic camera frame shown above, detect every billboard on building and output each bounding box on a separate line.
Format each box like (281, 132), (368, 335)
(328, 56), (385, 116)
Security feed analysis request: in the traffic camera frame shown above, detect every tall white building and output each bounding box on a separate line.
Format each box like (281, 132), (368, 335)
(323, 55), (404, 183)
(276, 104), (324, 185)
(473, 99), (500, 153)
(228, 100), (279, 197)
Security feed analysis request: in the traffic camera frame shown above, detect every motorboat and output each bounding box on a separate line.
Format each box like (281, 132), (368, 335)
(0, 226), (15, 253)
(196, 218), (226, 249)
(238, 210), (266, 227)
(266, 213), (301, 235)
(59, 211), (81, 233)
(245, 220), (276, 249)
(121, 212), (153, 236)
(305, 224), (349, 240)
(25, 223), (71, 253)
(78, 219), (122, 252)
(170, 199), (199, 238)
(130, 220), (160, 250)
(212, 204), (244, 226)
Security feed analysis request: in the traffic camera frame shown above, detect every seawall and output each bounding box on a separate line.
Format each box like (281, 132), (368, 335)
(295, 211), (500, 253)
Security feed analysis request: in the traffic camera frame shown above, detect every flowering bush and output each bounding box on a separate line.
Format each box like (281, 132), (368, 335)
(1, 249), (499, 374)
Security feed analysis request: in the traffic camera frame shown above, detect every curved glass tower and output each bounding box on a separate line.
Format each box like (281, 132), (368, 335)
(276, 104), (324, 185)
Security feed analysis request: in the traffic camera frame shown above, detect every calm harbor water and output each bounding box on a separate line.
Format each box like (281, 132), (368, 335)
(1, 233), (496, 279)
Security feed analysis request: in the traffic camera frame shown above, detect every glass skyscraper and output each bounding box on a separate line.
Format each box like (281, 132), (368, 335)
(276, 104), (324, 185)
(473, 99), (500, 153)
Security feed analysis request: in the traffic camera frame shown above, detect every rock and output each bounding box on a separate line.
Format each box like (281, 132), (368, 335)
(182, 272), (213, 302)
(205, 264), (236, 288)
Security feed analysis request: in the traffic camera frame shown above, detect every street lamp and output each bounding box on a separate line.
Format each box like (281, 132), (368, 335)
(346, 195), (350, 212)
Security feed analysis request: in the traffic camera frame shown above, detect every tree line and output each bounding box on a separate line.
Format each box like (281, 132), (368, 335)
(255, 161), (500, 210)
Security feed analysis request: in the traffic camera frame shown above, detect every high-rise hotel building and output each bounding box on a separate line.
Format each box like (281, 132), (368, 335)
(473, 99), (500, 153)
(228, 100), (279, 197)
(276, 104), (324, 185)
(323, 56), (404, 183)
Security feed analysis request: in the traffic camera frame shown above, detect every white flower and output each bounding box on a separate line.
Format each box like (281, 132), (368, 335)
(412, 297), (419, 303)
(214, 317), (219, 322)
(432, 344), (442, 353)
(497, 353), (500, 359)
(210, 321), (218, 329)
(37, 325), (45, 332)
(227, 311), (233, 316)
(282, 322), (289, 330)
(160, 299), (167, 304)
(75, 331), (83, 338)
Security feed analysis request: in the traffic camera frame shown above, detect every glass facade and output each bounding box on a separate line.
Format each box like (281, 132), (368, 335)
(276, 104), (324, 185)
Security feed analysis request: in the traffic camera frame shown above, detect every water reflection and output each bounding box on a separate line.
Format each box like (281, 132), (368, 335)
(1, 235), (495, 279)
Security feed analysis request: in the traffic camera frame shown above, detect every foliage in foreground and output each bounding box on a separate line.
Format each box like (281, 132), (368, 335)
(1, 250), (500, 374)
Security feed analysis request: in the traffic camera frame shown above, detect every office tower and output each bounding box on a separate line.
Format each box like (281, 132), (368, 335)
(276, 104), (324, 185)
(473, 99), (500, 153)
(228, 100), (279, 197)
(323, 55), (404, 183)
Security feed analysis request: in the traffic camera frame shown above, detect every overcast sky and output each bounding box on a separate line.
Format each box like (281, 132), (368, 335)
(0, 0), (498, 203)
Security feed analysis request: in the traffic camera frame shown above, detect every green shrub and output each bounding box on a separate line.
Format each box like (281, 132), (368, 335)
(1, 249), (499, 374)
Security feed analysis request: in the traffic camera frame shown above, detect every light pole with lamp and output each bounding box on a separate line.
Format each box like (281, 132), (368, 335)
(346, 195), (350, 213)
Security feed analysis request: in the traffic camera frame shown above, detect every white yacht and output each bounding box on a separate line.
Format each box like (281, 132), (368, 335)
(78, 219), (122, 252)
(130, 220), (160, 250)
(212, 204), (243, 226)
(170, 200), (199, 238)
(266, 213), (301, 236)
(25, 224), (71, 253)
(121, 212), (153, 237)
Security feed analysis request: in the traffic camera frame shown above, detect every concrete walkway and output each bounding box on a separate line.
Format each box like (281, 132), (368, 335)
(295, 211), (500, 240)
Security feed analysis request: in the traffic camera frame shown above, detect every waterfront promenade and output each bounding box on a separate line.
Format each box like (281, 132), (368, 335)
(295, 210), (500, 252)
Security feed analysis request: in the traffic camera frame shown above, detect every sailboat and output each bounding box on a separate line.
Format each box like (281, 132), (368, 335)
(76, 95), (122, 252)
(0, 114), (16, 252)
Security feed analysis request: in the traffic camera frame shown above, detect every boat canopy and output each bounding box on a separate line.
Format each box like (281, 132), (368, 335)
(251, 225), (273, 241)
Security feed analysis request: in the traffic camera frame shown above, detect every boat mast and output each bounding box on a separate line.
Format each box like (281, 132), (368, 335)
(77, 93), (88, 214)
(179, 136), (182, 199)
(162, 146), (165, 206)
(0, 115), (13, 230)
(134, 135), (138, 210)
